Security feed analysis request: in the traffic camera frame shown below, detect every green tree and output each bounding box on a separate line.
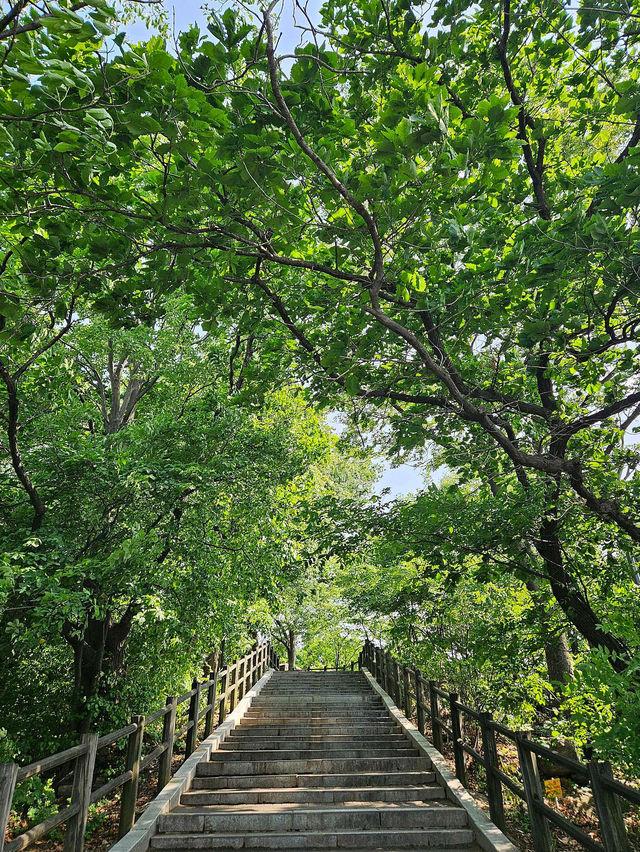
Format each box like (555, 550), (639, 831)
(163, 0), (640, 671)
(0, 292), (337, 740)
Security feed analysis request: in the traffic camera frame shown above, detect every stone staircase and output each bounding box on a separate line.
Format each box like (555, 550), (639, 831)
(150, 671), (482, 850)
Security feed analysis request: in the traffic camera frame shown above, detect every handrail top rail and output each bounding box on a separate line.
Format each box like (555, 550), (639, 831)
(361, 638), (640, 848)
(1, 639), (279, 852)
(8, 641), (270, 784)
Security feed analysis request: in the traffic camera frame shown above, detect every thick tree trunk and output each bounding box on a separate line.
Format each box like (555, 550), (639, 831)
(535, 517), (630, 673)
(64, 605), (137, 731)
(543, 630), (575, 685)
(524, 578), (574, 685)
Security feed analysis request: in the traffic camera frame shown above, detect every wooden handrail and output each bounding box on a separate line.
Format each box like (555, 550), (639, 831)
(0, 640), (279, 852)
(361, 639), (637, 852)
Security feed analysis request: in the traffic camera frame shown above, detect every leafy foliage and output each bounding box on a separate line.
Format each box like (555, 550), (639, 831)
(2, 0), (640, 785)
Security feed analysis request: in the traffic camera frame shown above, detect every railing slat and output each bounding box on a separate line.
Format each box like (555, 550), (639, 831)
(90, 769), (133, 804)
(5, 804), (80, 852)
(16, 744), (88, 783)
(532, 799), (604, 851)
(97, 723), (138, 750)
(139, 743), (168, 774)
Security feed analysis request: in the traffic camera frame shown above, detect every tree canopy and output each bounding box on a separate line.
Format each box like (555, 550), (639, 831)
(1, 0), (640, 792)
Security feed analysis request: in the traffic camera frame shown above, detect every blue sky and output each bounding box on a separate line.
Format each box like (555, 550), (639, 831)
(126, 1), (425, 499)
(376, 462), (424, 499)
(126, 0), (323, 52)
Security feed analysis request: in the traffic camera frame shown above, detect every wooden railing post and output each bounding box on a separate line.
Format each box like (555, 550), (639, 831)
(429, 681), (443, 752)
(374, 648), (381, 684)
(0, 763), (18, 852)
(589, 760), (630, 851)
(414, 670), (425, 735)
(516, 733), (553, 852)
(185, 678), (201, 757)
(218, 668), (228, 723)
(118, 716), (144, 839)
(246, 651), (253, 689)
(390, 657), (398, 697)
(480, 712), (505, 831)
(384, 651), (392, 694)
(393, 660), (402, 706)
(158, 697), (177, 792)
(64, 732), (98, 852)
(256, 647), (263, 678)
(237, 659), (246, 702)
(449, 692), (467, 785)
(402, 665), (412, 718)
(385, 653), (393, 697)
(204, 669), (218, 738)
(229, 664), (238, 712)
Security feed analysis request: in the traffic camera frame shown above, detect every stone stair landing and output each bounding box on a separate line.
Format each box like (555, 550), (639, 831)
(150, 671), (482, 851)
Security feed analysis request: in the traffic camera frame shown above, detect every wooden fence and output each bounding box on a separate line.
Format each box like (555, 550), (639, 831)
(360, 640), (640, 852)
(0, 641), (279, 852)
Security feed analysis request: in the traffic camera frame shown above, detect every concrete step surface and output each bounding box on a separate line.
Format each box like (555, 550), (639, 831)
(152, 671), (480, 851)
(211, 749), (420, 761)
(223, 737), (410, 749)
(158, 803), (470, 833)
(233, 725), (401, 735)
(190, 771), (439, 791)
(181, 786), (446, 806)
(149, 828), (476, 849)
(197, 757), (432, 777)
(242, 713), (392, 720)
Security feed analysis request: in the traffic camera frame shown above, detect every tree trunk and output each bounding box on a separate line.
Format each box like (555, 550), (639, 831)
(524, 578), (574, 685)
(287, 629), (296, 670)
(64, 605), (137, 731)
(535, 516), (630, 673)
(544, 630), (575, 685)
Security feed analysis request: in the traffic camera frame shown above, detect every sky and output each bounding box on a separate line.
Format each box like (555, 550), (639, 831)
(376, 462), (424, 499)
(126, 0), (323, 52)
(125, 1), (425, 500)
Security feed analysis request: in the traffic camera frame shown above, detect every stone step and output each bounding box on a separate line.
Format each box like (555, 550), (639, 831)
(262, 685), (367, 690)
(253, 701), (382, 708)
(234, 724), (400, 735)
(198, 757), (431, 777)
(224, 737), (410, 749)
(242, 710), (389, 726)
(255, 689), (382, 706)
(158, 803), (469, 834)
(267, 675), (365, 679)
(149, 827), (476, 849)
(191, 771), (437, 791)
(181, 786), (446, 806)
(259, 691), (372, 696)
(260, 684), (368, 688)
(246, 706), (387, 711)
(212, 749), (419, 761)
(261, 680), (367, 683)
